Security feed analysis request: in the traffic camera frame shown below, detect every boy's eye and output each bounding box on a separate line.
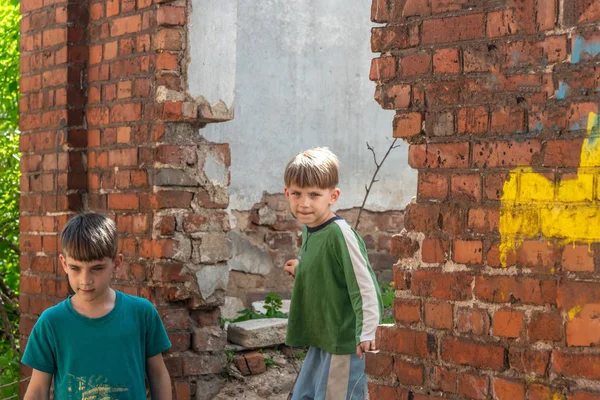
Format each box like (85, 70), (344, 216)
(310, 193), (320, 197)
(92, 268), (103, 272)
(70, 267), (80, 272)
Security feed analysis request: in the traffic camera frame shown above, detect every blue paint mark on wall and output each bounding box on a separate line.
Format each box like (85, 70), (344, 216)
(556, 81), (568, 99)
(572, 35), (600, 64)
(531, 121), (543, 132)
(511, 51), (520, 65)
(571, 122), (581, 131)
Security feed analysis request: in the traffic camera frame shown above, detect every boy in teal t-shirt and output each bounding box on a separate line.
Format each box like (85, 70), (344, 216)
(283, 147), (382, 399)
(22, 212), (172, 399)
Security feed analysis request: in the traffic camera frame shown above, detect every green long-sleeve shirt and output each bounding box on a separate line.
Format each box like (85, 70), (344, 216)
(286, 216), (382, 355)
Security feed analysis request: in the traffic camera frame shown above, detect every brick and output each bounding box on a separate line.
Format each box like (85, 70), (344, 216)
(117, 80), (132, 99)
(157, 52), (179, 70)
(429, 365), (457, 393)
(424, 301), (452, 329)
(150, 191), (194, 209)
(371, 24), (419, 53)
(418, 173), (448, 200)
(491, 107), (526, 134)
(487, 9), (517, 38)
(433, 48), (460, 73)
(421, 238), (446, 264)
(111, 103), (142, 123)
(154, 29), (182, 51)
(390, 235), (419, 259)
(377, 326), (437, 359)
(509, 347), (550, 375)
(422, 14), (485, 44)
(493, 378), (525, 400)
(569, 390), (600, 400)
(108, 193), (139, 210)
(43, 28), (67, 47)
(108, 148), (137, 167)
(393, 298), (421, 324)
(411, 269), (472, 301)
(566, 303), (600, 347)
(458, 374), (489, 399)
(451, 174), (481, 202)
(475, 276), (556, 306)
(111, 15), (142, 37)
(153, 263), (187, 282)
(400, 53), (431, 76)
(365, 352), (393, 377)
(472, 140), (542, 168)
(368, 383), (409, 400)
(562, 245), (594, 272)
(554, 351), (600, 380)
(157, 6), (186, 25)
(457, 307), (490, 336)
(401, 0), (430, 16)
(369, 56), (396, 81)
(393, 113), (422, 138)
(427, 111), (454, 137)
(394, 356), (423, 385)
(454, 239), (483, 264)
(468, 207), (499, 233)
(441, 336), (506, 371)
(543, 139), (585, 167)
(493, 309), (524, 338)
(516, 241), (559, 272)
(371, 0), (390, 23)
(375, 84), (411, 109)
(528, 311), (562, 342)
(408, 142), (469, 169)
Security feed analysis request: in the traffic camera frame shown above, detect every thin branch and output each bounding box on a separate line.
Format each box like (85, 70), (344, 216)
(0, 275), (17, 302)
(0, 235), (19, 255)
(0, 294), (17, 353)
(355, 139), (399, 231)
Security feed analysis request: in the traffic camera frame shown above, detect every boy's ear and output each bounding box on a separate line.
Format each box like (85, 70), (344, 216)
(113, 254), (123, 269)
(329, 188), (341, 205)
(59, 254), (68, 273)
(284, 187), (290, 199)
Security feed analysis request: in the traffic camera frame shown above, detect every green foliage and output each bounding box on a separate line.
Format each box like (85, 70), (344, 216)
(264, 292), (287, 319)
(0, 0), (21, 397)
(221, 293), (287, 326)
(380, 281), (395, 324)
(264, 356), (274, 368)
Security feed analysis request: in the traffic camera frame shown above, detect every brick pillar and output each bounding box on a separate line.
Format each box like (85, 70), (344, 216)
(368, 0), (600, 399)
(19, 0), (231, 397)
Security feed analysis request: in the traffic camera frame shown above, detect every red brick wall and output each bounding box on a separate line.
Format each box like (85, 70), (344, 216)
(368, 0), (600, 398)
(19, 0), (230, 397)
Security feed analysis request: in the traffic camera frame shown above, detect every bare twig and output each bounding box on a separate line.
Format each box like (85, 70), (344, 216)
(354, 139), (399, 231)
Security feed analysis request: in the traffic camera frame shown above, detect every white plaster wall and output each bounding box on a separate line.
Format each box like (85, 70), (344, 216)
(188, 0), (417, 215)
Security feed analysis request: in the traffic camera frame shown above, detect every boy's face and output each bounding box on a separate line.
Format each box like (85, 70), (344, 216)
(285, 184), (340, 228)
(60, 254), (122, 303)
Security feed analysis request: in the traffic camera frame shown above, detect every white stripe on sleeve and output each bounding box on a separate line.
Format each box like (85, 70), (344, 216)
(336, 220), (380, 342)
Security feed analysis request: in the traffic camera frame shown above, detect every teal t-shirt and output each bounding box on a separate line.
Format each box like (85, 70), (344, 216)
(22, 290), (171, 399)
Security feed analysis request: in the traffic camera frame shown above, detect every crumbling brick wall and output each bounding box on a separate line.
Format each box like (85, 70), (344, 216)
(19, 0), (230, 397)
(367, 0), (600, 398)
(227, 193), (402, 307)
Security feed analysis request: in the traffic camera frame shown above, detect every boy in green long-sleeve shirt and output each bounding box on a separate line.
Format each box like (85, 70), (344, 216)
(283, 147), (382, 400)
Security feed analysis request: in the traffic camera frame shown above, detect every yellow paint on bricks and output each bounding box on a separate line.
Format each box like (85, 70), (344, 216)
(568, 304), (582, 321)
(499, 111), (600, 266)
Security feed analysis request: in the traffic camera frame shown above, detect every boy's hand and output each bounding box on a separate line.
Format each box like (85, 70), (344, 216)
(283, 259), (299, 278)
(356, 339), (377, 360)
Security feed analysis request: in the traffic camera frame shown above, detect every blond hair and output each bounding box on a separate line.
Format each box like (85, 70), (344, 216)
(284, 147), (339, 189)
(60, 212), (118, 261)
